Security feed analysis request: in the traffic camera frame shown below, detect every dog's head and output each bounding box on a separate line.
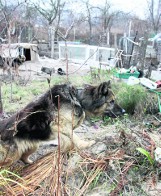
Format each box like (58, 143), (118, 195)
(77, 81), (125, 118)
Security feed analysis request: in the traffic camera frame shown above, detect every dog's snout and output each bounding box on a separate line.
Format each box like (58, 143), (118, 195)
(122, 109), (126, 113)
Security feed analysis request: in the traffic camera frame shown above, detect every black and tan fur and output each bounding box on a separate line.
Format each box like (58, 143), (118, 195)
(76, 81), (124, 118)
(0, 84), (94, 166)
(76, 81), (115, 117)
(0, 54), (26, 76)
(0, 56), (11, 75)
(0, 81), (122, 166)
(12, 54), (26, 76)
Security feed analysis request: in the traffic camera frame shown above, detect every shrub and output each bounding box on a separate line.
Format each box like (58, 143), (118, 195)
(112, 82), (158, 115)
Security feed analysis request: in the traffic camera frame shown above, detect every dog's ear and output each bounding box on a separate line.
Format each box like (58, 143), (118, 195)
(106, 80), (111, 87)
(98, 81), (111, 95)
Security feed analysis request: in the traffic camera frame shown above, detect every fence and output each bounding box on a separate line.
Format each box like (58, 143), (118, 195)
(59, 43), (115, 66)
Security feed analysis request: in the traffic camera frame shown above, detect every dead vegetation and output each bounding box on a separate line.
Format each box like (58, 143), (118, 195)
(0, 120), (161, 196)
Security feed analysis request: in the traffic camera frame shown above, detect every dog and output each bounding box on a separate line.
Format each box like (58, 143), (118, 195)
(103, 103), (125, 118)
(0, 84), (95, 166)
(11, 54), (26, 76)
(41, 67), (55, 75)
(0, 81), (121, 167)
(0, 56), (11, 75)
(76, 81), (115, 117)
(0, 54), (26, 76)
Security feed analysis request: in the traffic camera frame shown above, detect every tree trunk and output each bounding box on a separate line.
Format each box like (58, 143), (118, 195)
(51, 26), (55, 59)
(137, 31), (148, 71)
(128, 31), (138, 68)
(0, 83), (3, 117)
(106, 30), (110, 46)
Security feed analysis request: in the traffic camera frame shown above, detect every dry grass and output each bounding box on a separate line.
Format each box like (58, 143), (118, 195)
(0, 127), (159, 196)
(1, 151), (66, 195)
(0, 148), (125, 195)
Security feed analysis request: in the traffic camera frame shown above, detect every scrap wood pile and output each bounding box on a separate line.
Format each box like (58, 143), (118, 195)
(0, 128), (159, 196)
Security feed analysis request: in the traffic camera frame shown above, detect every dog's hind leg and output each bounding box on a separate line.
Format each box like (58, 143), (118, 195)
(0, 141), (20, 167)
(20, 146), (38, 164)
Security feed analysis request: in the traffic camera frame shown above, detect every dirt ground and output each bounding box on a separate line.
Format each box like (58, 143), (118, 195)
(19, 57), (91, 79)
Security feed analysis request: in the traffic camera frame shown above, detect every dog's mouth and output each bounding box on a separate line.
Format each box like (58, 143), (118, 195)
(104, 107), (126, 118)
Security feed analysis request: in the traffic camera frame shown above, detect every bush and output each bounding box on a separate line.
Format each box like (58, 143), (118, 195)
(112, 82), (158, 115)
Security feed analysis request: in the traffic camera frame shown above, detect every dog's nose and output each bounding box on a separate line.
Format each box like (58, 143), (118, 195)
(122, 109), (126, 113)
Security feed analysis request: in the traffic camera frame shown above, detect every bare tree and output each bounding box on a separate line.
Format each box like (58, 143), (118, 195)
(147, 0), (161, 34)
(31, 0), (64, 58)
(96, 0), (121, 46)
(0, 0), (27, 107)
(0, 0), (26, 43)
(84, 0), (93, 44)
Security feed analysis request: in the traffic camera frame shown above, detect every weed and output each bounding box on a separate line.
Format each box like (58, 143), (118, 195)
(103, 116), (117, 125)
(0, 169), (29, 194)
(90, 116), (102, 123)
(112, 83), (148, 114)
(89, 171), (102, 190)
(136, 147), (154, 165)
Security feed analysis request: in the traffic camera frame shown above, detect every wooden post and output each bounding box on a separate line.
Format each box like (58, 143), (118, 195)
(128, 31), (138, 68)
(137, 31), (148, 71)
(0, 83), (3, 117)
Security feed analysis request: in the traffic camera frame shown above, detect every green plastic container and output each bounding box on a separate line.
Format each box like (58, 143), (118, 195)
(149, 89), (161, 113)
(114, 71), (140, 79)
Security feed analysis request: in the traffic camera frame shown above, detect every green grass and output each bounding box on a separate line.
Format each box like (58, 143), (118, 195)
(1, 80), (52, 113)
(1, 74), (94, 113)
(112, 82), (150, 114)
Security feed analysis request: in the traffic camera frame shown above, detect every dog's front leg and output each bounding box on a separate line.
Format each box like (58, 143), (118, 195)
(59, 126), (95, 150)
(67, 131), (95, 150)
(50, 122), (95, 151)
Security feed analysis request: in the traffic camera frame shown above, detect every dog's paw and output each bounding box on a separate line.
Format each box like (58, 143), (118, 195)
(21, 157), (33, 164)
(78, 140), (96, 150)
(88, 140), (96, 147)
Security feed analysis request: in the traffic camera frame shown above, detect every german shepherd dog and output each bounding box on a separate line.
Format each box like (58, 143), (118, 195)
(0, 56), (10, 75)
(0, 54), (26, 76)
(12, 54), (26, 76)
(0, 81), (122, 166)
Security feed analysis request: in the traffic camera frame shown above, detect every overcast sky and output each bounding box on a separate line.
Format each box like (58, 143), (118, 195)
(89, 0), (148, 19)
